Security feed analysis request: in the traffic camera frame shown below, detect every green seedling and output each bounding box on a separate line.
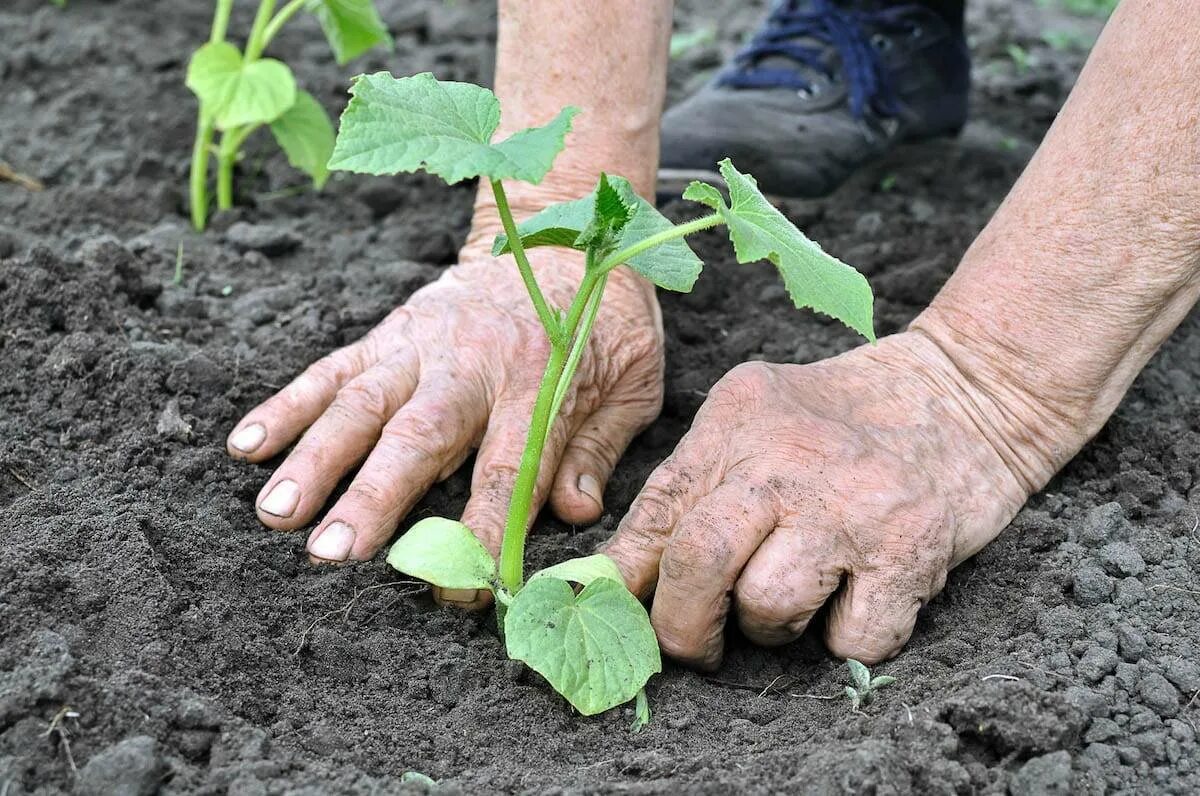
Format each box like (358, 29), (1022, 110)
(186, 0), (392, 230)
(1005, 43), (1032, 74)
(844, 659), (896, 711)
(328, 72), (875, 718)
(669, 26), (716, 59)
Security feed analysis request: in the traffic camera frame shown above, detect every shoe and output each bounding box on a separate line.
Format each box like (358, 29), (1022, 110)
(659, 0), (970, 199)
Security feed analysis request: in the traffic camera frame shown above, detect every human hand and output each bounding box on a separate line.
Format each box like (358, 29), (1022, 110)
(602, 331), (1052, 668)
(226, 242), (664, 606)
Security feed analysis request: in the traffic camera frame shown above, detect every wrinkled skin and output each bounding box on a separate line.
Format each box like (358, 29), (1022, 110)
(602, 332), (1034, 668)
(226, 244), (663, 609)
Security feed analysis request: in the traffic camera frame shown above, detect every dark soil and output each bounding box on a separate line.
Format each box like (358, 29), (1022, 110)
(2, 0), (1198, 793)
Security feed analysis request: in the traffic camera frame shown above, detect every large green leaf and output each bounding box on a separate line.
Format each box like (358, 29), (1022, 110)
(307, 0), (393, 64)
(492, 174), (703, 292)
(385, 517), (496, 590)
(186, 42), (296, 130)
(684, 159), (875, 340)
(530, 554), (624, 587)
(328, 72), (577, 185)
(505, 576), (660, 716)
(270, 89), (336, 189)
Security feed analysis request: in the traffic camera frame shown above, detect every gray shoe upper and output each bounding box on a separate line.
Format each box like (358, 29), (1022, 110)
(660, 1), (970, 198)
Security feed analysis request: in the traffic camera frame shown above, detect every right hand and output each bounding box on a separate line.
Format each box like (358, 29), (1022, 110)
(226, 242), (665, 608)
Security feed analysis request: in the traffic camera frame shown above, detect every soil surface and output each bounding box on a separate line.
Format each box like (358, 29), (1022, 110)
(3, 1), (1198, 794)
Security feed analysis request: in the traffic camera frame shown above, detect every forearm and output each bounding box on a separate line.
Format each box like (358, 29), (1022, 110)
(910, 0), (1200, 491)
(465, 0), (673, 249)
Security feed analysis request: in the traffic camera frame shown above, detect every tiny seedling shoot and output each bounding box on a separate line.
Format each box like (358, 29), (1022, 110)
(185, 0), (393, 230)
(327, 72), (876, 719)
(844, 659), (896, 711)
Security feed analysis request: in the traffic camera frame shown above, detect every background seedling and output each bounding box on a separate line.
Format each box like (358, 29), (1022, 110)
(844, 659), (896, 711)
(186, 0), (392, 230)
(328, 72), (875, 718)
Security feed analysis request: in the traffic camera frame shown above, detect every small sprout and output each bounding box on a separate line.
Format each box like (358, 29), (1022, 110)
(843, 659), (897, 711)
(878, 173), (898, 193)
(999, 136), (1020, 152)
(400, 771), (437, 788)
(221, 284), (234, 297)
(1005, 43), (1032, 74)
(669, 27), (716, 59)
(331, 73), (876, 719)
(187, 0), (393, 230)
(173, 242), (185, 286)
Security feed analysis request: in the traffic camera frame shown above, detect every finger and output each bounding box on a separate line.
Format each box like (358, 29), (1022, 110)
(734, 524), (850, 647)
(599, 433), (724, 600)
(305, 373), (487, 566)
(824, 568), (946, 664)
(549, 387), (659, 525)
(227, 336), (379, 462)
(650, 479), (777, 671)
(253, 349), (419, 531)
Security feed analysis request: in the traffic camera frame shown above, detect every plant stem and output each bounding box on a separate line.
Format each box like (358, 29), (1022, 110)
(210, 0), (235, 43)
(260, 0), (307, 51)
(215, 124), (260, 210)
(243, 0), (278, 62)
(549, 273), (606, 422)
(599, 212), (723, 272)
(490, 180), (563, 345)
(190, 116), (215, 230)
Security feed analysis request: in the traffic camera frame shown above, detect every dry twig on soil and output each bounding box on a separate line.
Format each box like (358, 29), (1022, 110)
(0, 162), (44, 191)
(293, 580), (424, 656)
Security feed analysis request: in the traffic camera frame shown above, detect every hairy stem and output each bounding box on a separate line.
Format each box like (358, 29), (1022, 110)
(497, 268), (603, 593)
(549, 273), (607, 422)
(215, 125), (259, 210)
(243, 0), (278, 62)
(599, 212), (723, 272)
(490, 180), (564, 345)
(260, 0), (308, 51)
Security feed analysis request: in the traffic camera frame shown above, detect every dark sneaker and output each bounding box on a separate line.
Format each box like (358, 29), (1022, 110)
(659, 0), (970, 199)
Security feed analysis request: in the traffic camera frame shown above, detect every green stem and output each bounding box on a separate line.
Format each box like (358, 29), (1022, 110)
(210, 0), (235, 43)
(548, 273), (607, 422)
(215, 124), (260, 211)
(490, 180), (564, 345)
(189, 115), (215, 230)
(260, 0), (308, 51)
(598, 212), (723, 272)
(496, 268), (603, 594)
(243, 0), (278, 61)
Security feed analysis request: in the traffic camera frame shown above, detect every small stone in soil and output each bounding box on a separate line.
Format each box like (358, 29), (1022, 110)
(1009, 750), (1072, 795)
(1076, 646), (1119, 684)
(1099, 541), (1146, 577)
(1139, 672), (1181, 718)
(77, 735), (166, 796)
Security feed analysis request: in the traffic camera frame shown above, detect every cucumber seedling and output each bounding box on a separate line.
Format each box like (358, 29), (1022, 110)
(844, 659), (896, 711)
(327, 72), (876, 718)
(185, 0), (392, 230)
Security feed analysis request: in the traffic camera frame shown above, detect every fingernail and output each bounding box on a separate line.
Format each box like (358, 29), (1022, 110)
(440, 588), (479, 604)
(259, 479), (301, 518)
(230, 423), (266, 454)
(308, 521), (356, 561)
(577, 473), (603, 507)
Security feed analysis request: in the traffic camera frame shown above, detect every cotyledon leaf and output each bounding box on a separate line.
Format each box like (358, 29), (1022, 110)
(505, 576), (661, 716)
(683, 158), (875, 340)
(186, 42), (297, 130)
(328, 72), (577, 185)
(492, 174), (703, 292)
(385, 517), (496, 590)
(529, 554), (624, 587)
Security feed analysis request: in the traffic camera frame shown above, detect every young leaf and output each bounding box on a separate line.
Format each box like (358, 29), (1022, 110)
(631, 688), (652, 734)
(186, 42), (297, 130)
(574, 173), (635, 253)
(505, 577), (661, 716)
(269, 89), (336, 189)
(844, 686), (861, 709)
(307, 0), (393, 64)
(328, 72), (577, 185)
(492, 174), (703, 292)
(870, 675), (897, 689)
(530, 554), (624, 587)
(385, 517), (496, 590)
(847, 658), (871, 691)
(684, 158), (875, 340)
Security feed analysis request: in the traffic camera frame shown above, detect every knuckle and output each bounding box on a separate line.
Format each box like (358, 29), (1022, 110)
(706, 362), (775, 415)
(333, 378), (396, 425)
(569, 428), (624, 470)
(385, 405), (458, 454)
(344, 477), (395, 516)
(733, 577), (791, 628)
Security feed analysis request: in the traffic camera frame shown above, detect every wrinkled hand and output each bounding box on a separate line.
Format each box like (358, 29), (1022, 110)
(603, 331), (1043, 668)
(227, 243), (663, 604)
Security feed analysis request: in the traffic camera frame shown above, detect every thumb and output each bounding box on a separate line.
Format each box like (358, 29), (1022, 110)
(549, 389), (660, 526)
